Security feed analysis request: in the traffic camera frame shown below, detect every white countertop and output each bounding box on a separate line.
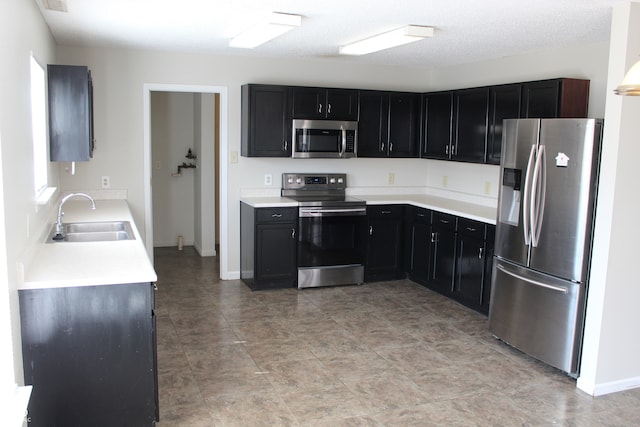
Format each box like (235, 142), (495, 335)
(21, 199), (157, 290)
(241, 194), (496, 225)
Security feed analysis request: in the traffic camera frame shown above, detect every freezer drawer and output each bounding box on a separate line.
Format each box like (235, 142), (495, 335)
(488, 258), (586, 375)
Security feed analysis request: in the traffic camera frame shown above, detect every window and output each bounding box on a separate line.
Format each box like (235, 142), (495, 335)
(30, 54), (51, 202)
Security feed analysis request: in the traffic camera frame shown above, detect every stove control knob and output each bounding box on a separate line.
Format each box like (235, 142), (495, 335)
(287, 177), (293, 184)
(338, 178), (344, 184)
(296, 178), (302, 184)
(329, 178), (336, 184)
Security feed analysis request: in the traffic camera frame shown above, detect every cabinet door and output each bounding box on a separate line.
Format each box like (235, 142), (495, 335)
(487, 84), (522, 165)
(453, 88), (489, 163)
(521, 80), (561, 118)
(292, 87), (324, 119)
(255, 223), (297, 288)
(357, 91), (387, 157)
(422, 92), (453, 159)
(241, 85), (291, 157)
(48, 65), (93, 161)
(410, 220), (430, 284)
(20, 284), (157, 427)
(365, 206), (404, 281)
(388, 93), (419, 158)
(453, 235), (485, 307)
(481, 225), (496, 314)
(326, 89), (359, 120)
(428, 213), (456, 294)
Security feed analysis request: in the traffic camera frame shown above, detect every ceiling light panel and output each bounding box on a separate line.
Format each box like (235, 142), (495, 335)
(339, 25), (434, 56)
(230, 12), (302, 49)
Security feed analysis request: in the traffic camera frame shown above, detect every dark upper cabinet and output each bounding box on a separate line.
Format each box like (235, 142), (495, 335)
(358, 91), (419, 158)
(521, 78), (590, 119)
(453, 88), (489, 163)
(47, 64), (94, 161)
(292, 87), (358, 120)
(487, 84), (522, 165)
(241, 84), (291, 157)
(422, 91), (453, 159)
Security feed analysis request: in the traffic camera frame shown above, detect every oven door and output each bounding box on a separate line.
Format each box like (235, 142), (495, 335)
(298, 206), (367, 273)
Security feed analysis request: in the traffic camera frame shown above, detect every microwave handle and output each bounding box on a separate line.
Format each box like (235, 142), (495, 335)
(340, 128), (347, 157)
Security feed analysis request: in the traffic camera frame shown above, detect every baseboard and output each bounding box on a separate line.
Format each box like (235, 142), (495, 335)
(193, 242), (216, 257)
(587, 376), (640, 396)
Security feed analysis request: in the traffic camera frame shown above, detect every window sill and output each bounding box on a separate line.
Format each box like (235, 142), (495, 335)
(35, 187), (57, 205)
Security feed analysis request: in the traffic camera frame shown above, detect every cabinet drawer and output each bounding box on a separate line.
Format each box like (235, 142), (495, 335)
(256, 207), (297, 223)
(432, 212), (457, 231)
(412, 207), (431, 222)
(367, 205), (403, 219)
(458, 218), (486, 239)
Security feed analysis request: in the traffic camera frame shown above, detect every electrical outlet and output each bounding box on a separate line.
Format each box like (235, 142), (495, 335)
(484, 181), (492, 195)
(264, 174), (273, 186)
(154, 160), (161, 170)
(442, 175), (448, 187)
(101, 176), (110, 189)
(230, 151), (239, 164)
(388, 173), (395, 184)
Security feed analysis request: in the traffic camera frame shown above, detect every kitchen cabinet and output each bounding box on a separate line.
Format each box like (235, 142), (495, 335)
(241, 84), (291, 157)
(365, 205), (405, 281)
(521, 78), (590, 119)
(453, 88), (489, 162)
(487, 84), (522, 165)
(291, 87), (358, 120)
(358, 91), (420, 158)
(481, 225), (495, 314)
(20, 283), (158, 427)
(453, 218), (487, 309)
(421, 91), (453, 160)
(241, 203), (298, 290)
(408, 207), (431, 285)
(427, 212), (457, 295)
(47, 64), (94, 161)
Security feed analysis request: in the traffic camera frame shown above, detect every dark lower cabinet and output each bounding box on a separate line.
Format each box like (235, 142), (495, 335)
(481, 225), (496, 314)
(365, 205), (405, 281)
(453, 219), (487, 309)
(408, 207), (431, 285)
(241, 203), (297, 290)
(20, 283), (158, 427)
(428, 212), (457, 295)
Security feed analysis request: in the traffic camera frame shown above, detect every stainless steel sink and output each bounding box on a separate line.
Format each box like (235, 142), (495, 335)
(47, 221), (135, 243)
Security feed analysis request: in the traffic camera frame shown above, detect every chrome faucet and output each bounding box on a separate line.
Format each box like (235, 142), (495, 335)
(54, 193), (96, 238)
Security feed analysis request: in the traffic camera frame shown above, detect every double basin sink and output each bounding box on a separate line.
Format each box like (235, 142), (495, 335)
(47, 221), (135, 243)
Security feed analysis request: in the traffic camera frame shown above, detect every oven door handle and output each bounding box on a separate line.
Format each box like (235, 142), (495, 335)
(299, 207), (367, 217)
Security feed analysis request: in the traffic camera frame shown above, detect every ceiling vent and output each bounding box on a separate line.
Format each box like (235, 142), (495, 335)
(43, 0), (68, 12)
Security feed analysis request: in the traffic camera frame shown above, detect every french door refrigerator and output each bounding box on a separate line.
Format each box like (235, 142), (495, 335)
(489, 118), (603, 376)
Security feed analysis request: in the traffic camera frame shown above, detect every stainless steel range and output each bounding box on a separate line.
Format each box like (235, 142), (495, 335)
(282, 173), (366, 289)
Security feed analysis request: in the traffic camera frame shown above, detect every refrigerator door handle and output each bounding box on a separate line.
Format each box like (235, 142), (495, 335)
(531, 145), (547, 247)
(496, 263), (569, 294)
(522, 144), (537, 246)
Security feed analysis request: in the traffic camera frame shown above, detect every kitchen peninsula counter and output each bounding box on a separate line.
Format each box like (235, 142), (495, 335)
(21, 199), (157, 290)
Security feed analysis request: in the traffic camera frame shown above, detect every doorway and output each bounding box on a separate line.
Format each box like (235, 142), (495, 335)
(143, 84), (229, 278)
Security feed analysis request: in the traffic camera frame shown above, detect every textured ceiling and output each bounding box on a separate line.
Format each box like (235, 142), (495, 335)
(36, 0), (623, 68)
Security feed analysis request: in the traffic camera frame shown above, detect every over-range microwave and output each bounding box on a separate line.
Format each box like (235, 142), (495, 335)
(292, 119), (358, 159)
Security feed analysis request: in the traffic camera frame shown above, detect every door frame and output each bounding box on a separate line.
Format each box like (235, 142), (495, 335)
(143, 84), (229, 278)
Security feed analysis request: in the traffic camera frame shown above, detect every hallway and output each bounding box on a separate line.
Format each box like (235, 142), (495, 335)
(154, 247), (640, 426)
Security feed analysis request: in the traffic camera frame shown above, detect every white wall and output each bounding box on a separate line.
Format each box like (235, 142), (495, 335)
(0, 0), (58, 386)
(151, 92), (196, 247)
(194, 94), (216, 257)
(578, 1), (640, 396)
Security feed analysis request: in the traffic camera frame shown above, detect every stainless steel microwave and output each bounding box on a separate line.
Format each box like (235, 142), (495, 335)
(292, 119), (358, 159)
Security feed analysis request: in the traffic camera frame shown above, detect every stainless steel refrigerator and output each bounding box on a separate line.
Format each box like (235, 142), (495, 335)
(489, 118), (603, 376)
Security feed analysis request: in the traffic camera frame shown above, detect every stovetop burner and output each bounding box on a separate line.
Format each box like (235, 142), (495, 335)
(281, 173), (365, 207)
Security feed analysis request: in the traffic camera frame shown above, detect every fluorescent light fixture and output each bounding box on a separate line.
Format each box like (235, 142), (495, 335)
(230, 12), (302, 49)
(614, 59), (640, 96)
(339, 25), (434, 56)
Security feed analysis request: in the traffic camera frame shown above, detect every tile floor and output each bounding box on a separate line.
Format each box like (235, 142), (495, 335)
(154, 247), (640, 426)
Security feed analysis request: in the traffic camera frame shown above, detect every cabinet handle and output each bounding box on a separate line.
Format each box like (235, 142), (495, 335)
(466, 227), (476, 232)
(272, 213), (282, 218)
(381, 142), (385, 152)
(445, 145), (449, 155)
(319, 103), (323, 114)
(390, 142), (394, 152)
(417, 213), (426, 217)
(431, 232), (438, 243)
(328, 103), (332, 114)
(283, 140), (288, 151)
(291, 228), (296, 239)
(381, 210), (392, 215)
(369, 225), (373, 236)
(478, 247), (484, 259)
(440, 219), (449, 224)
